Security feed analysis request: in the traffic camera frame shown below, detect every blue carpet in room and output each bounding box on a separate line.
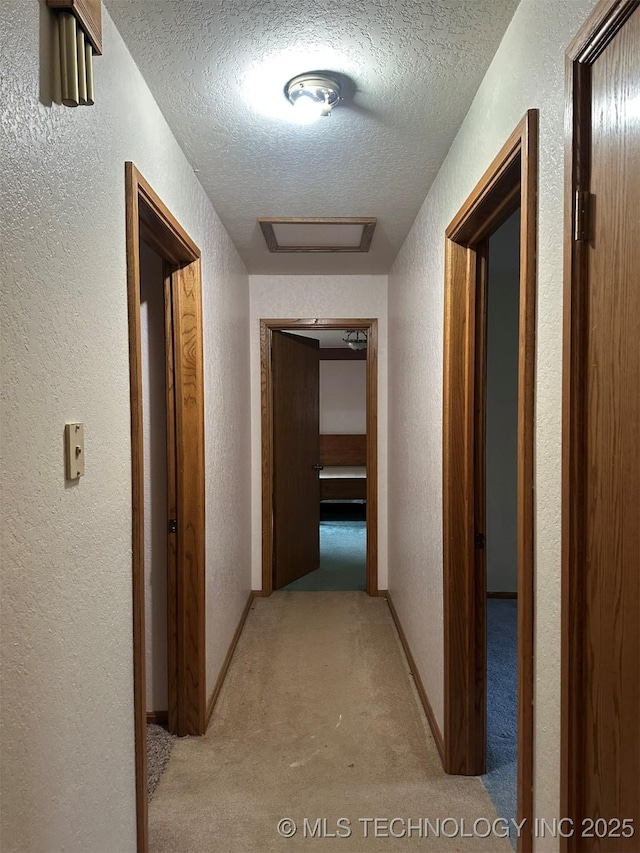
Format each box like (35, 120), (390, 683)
(482, 598), (518, 847)
(282, 520), (366, 591)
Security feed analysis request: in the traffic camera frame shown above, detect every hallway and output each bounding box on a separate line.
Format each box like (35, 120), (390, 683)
(148, 593), (510, 851)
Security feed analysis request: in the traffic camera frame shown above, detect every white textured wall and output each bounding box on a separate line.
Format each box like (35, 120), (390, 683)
(0, 3), (251, 851)
(140, 242), (169, 712)
(486, 211), (520, 594)
(387, 0), (598, 847)
(250, 275), (388, 589)
(320, 360), (367, 435)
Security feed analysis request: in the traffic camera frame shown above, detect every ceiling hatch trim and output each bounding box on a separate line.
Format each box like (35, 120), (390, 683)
(258, 217), (377, 253)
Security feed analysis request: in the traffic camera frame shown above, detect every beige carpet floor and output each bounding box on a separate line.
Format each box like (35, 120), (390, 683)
(147, 724), (177, 800)
(149, 592), (511, 852)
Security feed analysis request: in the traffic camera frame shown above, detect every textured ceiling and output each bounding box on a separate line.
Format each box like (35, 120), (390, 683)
(106, 0), (519, 274)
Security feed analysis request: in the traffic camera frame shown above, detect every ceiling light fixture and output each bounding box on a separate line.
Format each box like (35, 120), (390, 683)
(343, 330), (368, 351)
(285, 72), (342, 122)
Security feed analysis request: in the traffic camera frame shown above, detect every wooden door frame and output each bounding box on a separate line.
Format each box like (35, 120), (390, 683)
(125, 163), (207, 853)
(561, 2), (638, 847)
(442, 111), (537, 853)
(260, 318), (378, 596)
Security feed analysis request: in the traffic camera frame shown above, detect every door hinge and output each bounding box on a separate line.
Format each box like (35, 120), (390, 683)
(574, 190), (590, 241)
(168, 518), (178, 534)
(474, 532), (485, 549)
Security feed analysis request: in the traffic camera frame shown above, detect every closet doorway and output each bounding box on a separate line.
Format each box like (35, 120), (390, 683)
(260, 319), (378, 596)
(442, 112), (537, 853)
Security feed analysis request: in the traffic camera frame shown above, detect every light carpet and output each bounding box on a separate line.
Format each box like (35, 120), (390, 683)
(149, 592), (511, 852)
(147, 723), (177, 799)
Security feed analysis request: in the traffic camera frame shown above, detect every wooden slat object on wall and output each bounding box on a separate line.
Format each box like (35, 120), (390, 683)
(47, 0), (103, 53)
(319, 434), (367, 466)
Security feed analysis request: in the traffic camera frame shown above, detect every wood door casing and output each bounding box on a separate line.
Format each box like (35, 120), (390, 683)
(472, 238), (489, 772)
(443, 111), (537, 853)
(125, 163), (207, 852)
(563, 5), (640, 849)
(260, 319), (378, 597)
(163, 264), (178, 735)
(272, 331), (320, 589)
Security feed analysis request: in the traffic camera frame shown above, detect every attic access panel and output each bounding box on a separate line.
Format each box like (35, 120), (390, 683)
(259, 217), (376, 253)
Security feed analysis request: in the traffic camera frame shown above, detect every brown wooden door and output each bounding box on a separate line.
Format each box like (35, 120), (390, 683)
(565, 7), (640, 849)
(272, 331), (320, 589)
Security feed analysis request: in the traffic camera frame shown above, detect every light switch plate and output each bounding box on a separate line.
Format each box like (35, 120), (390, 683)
(65, 422), (85, 479)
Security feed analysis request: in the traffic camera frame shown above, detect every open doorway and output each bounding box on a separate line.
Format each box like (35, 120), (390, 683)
(125, 164), (207, 852)
(483, 209), (521, 839)
(442, 112), (537, 853)
(139, 240), (176, 796)
(260, 319), (378, 596)
(278, 329), (368, 591)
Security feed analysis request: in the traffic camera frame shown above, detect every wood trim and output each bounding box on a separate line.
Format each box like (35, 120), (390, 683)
(487, 591), (518, 599)
(472, 239), (489, 775)
(383, 591), (445, 763)
(365, 320), (379, 596)
(260, 321), (274, 598)
(319, 434), (366, 466)
(319, 347), (367, 361)
(320, 479), (367, 501)
(516, 110), (538, 853)
(136, 175), (200, 265)
(125, 162), (147, 853)
(446, 118), (525, 244)
(561, 3), (638, 847)
(258, 217), (377, 253)
(146, 711), (169, 726)
(125, 162), (206, 853)
(442, 111), (537, 853)
(561, 52), (590, 853)
(360, 222), (376, 253)
(260, 319), (378, 597)
(47, 0), (103, 54)
(566, 0), (638, 61)
(206, 593), (257, 727)
(442, 236), (477, 776)
(171, 257), (207, 736)
(163, 265), (179, 736)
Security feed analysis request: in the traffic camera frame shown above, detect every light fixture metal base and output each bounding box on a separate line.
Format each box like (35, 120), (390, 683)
(285, 72), (342, 116)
